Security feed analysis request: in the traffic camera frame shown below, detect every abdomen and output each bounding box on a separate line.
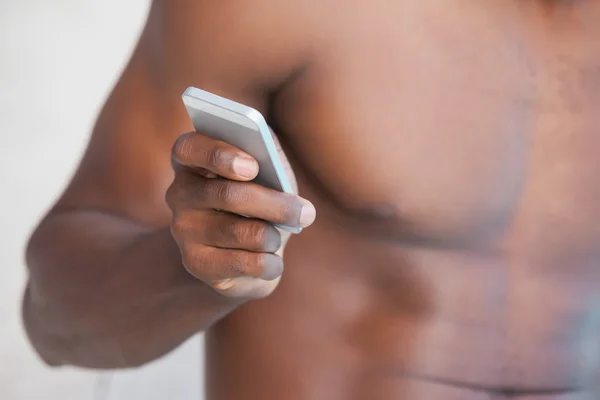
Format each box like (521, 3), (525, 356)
(207, 217), (600, 399)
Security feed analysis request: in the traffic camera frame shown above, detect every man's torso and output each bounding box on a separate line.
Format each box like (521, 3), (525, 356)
(201, 1), (600, 399)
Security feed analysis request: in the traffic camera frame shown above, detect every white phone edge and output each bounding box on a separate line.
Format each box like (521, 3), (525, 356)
(182, 86), (302, 234)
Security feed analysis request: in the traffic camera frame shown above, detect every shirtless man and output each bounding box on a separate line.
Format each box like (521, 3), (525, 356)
(22, 0), (600, 399)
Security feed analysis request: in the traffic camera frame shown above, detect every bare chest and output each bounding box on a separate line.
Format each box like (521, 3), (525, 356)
(276, 0), (600, 262)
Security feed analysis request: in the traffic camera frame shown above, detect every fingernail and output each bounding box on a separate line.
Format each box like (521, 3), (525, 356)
(299, 202), (316, 228)
(232, 157), (258, 179)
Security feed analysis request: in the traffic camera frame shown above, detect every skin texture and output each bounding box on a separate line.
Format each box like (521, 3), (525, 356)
(22, 0), (600, 398)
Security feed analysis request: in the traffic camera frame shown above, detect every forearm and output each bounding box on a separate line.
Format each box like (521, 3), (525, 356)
(23, 209), (242, 369)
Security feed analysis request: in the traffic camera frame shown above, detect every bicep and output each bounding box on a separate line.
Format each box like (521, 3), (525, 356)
(53, 0), (305, 228)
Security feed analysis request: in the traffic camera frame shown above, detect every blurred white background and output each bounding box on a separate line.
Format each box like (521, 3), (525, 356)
(0, 1), (204, 399)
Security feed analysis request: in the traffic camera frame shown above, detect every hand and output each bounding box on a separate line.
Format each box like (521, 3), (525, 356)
(166, 130), (316, 299)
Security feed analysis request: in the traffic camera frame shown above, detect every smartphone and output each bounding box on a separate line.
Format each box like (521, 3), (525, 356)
(182, 86), (301, 234)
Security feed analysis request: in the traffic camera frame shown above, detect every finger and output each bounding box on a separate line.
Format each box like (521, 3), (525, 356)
(182, 245), (284, 282)
(172, 131), (259, 181)
(203, 212), (282, 252)
(165, 169), (212, 212)
(196, 178), (316, 229)
(171, 211), (281, 253)
(166, 170), (316, 229)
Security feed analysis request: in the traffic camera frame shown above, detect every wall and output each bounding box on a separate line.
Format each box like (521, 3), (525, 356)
(0, 1), (203, 399)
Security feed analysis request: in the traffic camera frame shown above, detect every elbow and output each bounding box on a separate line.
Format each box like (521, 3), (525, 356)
(23, 221), (89, 368)
(22, 282), (157, 370)
(23, 234), (78, 367)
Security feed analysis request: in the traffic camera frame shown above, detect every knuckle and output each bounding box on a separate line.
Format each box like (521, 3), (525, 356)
(222, 220), (262, 247)
(206, 145), (225, 168)
(215, 180), (241, 206)
(207, 216), (238, 244)
(222, 252), (252, 278)
(165, 184), (176, 209)
(171, 216), (190, 240)
(209, 218), (277, 251)
(172, 133), (194, 163)
(245, 222), (271, 249)
(276, 198), (300, 225)
(181, 251), (194, 271)
(225, 220), (247, 246)
(193, 177), (211, 203)
(165, 179), (183, 209)
(181, 246), (205, 273)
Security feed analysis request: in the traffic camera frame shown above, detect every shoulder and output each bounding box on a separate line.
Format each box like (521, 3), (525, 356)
(142, 0), (316, 109)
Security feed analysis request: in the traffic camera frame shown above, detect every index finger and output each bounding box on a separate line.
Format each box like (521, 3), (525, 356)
(172, 131), (259, 181)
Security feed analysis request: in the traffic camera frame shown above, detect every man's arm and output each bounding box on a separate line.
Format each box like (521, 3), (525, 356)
(23, 0), (308, 368)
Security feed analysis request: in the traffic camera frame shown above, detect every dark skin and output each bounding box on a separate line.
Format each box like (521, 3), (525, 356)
(23, 0), (600, 398)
